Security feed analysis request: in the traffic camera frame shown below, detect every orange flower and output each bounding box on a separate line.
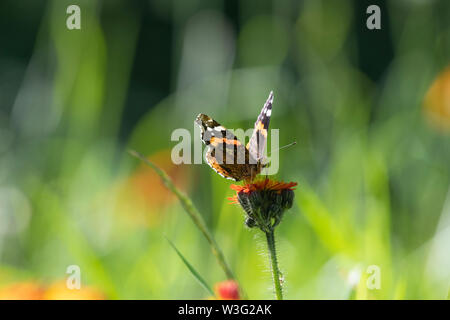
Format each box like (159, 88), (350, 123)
(214, 280), (240, 300)
(228, 178), (297, 204)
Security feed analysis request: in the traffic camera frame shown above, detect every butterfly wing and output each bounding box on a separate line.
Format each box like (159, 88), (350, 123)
(195, 114), (257, 181)
(247, 91), (273, 162)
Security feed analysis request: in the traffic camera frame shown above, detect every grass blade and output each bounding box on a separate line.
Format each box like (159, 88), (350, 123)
(165, 236), (214, 296)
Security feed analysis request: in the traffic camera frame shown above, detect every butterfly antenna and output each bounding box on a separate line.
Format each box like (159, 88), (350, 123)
(267, 141), (296, 156)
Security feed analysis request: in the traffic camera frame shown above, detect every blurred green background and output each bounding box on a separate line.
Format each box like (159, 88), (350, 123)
(0, 0), (450, 299)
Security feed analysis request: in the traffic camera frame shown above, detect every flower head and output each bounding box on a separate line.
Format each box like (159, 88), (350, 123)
(229, 178), (297, 232)
(214, 280), (240, 300)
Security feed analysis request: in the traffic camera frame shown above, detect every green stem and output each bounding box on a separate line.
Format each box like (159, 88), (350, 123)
(265, 230), (283, 300)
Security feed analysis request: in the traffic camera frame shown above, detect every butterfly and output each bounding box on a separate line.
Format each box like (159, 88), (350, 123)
(195, 91), (273, 182)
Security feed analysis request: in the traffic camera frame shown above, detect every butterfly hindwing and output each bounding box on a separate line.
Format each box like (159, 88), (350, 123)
(195, 113), (259, 181)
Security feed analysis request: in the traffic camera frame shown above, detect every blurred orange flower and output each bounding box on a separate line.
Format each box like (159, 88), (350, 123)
(214, 280), (240, 300)
(42, 281), (105, 300)
(116, 150), (190, 227)
(424, 66), (450, 133)
(0, 281), (105, 300)
(0, 282), (44, 300)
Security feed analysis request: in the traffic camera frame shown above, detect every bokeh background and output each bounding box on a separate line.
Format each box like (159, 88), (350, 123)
(1, 0), (450, 299)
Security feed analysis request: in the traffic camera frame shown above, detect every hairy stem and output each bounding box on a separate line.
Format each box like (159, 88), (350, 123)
(265, 229), (283, 300)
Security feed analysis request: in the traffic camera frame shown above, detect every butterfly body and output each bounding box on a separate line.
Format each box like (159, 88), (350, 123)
(195, 91), (273, 182)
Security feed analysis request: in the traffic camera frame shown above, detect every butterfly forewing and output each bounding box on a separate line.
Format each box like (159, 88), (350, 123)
(247, 91), (273, 162)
